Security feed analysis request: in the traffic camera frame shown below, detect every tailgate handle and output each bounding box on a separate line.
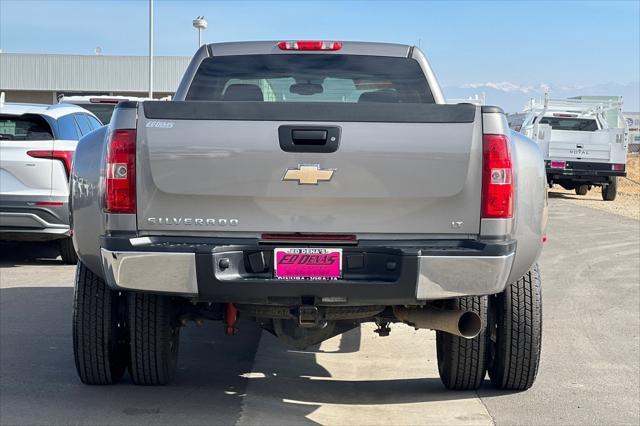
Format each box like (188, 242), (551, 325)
(279, 125), (341, 153)
(292, 129), (327, 145)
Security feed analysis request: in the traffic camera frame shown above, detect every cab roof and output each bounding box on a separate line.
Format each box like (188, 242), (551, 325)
(205, 40), (414, 57)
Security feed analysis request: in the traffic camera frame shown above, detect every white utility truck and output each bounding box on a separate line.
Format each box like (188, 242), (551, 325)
(519, 95), (629, 201)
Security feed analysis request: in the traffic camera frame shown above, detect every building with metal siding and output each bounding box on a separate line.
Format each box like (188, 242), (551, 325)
(0, 53), (191, 103)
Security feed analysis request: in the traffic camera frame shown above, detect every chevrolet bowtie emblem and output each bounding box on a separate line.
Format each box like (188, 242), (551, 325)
(283, 164), (335, 185)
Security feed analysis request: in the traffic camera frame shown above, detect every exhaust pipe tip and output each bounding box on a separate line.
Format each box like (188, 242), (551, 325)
(393, 306), (483, 339)
(457, 311), (482, 339)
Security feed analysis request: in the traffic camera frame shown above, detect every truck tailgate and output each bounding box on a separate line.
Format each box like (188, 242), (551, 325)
(548, 129), (612, 161)
(136, 102), (483, 236)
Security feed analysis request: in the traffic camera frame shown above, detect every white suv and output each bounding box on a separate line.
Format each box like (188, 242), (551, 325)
(0, 101), (102, 263)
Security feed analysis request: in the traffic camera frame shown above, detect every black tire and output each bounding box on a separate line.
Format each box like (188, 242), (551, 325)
(574, 185), (588, 196)
(59, 237), (78, 264)
(128, 293), (180, 385)
(73, 262), (129, 385)
(488, 264), (542, 390)
(436, 296), (488, 390)
(602, 177), (617, 201)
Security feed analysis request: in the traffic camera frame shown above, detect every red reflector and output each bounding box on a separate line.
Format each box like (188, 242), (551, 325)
(612, 164), (625, 171)
(104, 129), (136, 214)
(277, 40), (342, 51)
(482, 134), (513, 219)
(261, 233), (356, 243)
(550, 161), (566, 169)
(542, 234), (548, 243)
(34, 201), (64, 207)
(27, 150), (74, 177)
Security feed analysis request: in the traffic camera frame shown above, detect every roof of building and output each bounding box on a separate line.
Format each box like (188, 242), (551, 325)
(0, 53), (191, 92)
(0, 101), (97, 119)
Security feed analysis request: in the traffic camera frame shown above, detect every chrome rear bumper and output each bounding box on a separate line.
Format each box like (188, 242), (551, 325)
(101, 247), (514, 300)
(416, 253), (513, 299)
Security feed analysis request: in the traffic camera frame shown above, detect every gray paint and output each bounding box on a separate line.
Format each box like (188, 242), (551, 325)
(135, 115), (484, 235)
(507, 129), (547, 283)
(71, 40), (545, 298)
(105, 213), (136, 232)
(71, 106), (138, 275)
(479, 112), (547, 282)
(70, 126), (107, 275)
(208, 41), (411, 58)
(410, 47), (446, 104)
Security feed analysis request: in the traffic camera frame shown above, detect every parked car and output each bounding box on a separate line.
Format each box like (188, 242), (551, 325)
(71, 40), (547, 390)
(0, 99), (102, 263)
(518, 96), (629, 201)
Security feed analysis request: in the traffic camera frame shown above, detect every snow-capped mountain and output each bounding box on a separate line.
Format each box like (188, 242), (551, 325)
(442, 81), (639, 113)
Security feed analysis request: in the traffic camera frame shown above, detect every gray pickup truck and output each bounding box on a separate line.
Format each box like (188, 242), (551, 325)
(70, 41), (547, 391)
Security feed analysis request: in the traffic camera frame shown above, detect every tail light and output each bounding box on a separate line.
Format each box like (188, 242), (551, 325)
(104, 129), (136, 213)
(612, 164), (625, 171)
(482, 134), (513, 219)
(277, 40), (342, 51)
(549, 161), (566, 169)
(27, 150), (74, 177)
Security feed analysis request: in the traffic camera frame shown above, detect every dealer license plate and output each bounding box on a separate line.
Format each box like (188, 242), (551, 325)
(274, 248), (342, 280)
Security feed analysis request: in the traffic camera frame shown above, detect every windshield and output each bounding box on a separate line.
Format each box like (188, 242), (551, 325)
(0, 114), (53, 141)
(186, 54), (434, 104)
(539, 117), (599, 132)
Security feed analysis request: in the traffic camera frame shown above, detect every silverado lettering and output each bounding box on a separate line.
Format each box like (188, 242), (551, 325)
(147, 217), (239, 226)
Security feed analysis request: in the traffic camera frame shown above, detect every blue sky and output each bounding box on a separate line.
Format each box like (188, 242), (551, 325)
(1, 0), (639, 110)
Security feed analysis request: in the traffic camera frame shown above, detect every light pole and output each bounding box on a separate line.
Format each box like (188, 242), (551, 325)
(192, 16), (208, 48)
(148, 0), (154, 98)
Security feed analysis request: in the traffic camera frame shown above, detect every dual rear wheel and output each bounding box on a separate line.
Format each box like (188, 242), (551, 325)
(574, 185), (588, 196)
(73, 261), (542, 390)
(73, 262), (180, 385)
(573, 178), (617, 201)
(602, 177), (617, 201)
(436, 265), (543, 390)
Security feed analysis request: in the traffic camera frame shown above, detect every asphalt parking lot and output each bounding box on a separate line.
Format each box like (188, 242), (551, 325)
(1, 197), (638, 425)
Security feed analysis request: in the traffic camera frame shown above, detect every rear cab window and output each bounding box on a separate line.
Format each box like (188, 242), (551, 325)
(186, 54), (435, 104)
(0, 114), (53, 141)
(80, 104), (115, 124)
(539, 117), (599, 131)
